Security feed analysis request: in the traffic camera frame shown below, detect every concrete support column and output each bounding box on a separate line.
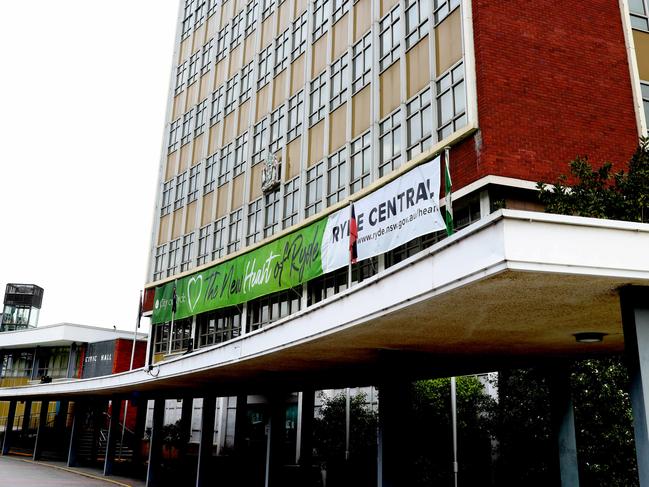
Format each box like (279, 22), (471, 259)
(377, 382), (409, 487)
(22, 400), (32, 434)
(233, 394), (248, 457)
(90, 401), (104, 464)
(548, 367), (580, 487)
(103, 397), (122, 476)
(296, 389), (314, 467)
(2, 399), (17, 455)
(146, 398), (165, 487)
(33, 400), (50, 461)
(179, 396), (193, 458)
(196, 395), (216, 487)
(132, 399), (148, 465)
(265, 395), (284, 487)
(621, 286), (649, 487)
(55, 400), (69, 433)
(67, 400), (86, 467)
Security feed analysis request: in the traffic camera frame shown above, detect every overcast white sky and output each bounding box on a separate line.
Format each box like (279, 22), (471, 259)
(0, 1), (179, 331)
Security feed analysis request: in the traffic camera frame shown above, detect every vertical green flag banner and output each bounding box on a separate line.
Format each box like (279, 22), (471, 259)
(152, 217), (328, 324)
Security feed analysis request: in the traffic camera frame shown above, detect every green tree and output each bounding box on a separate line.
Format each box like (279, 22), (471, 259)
(407, 377), (496, 487)
(537, 137), (649, 222)
(571, 357), (637, 486)
(312, 391), (378, 487)
(499, 139), (649, 486)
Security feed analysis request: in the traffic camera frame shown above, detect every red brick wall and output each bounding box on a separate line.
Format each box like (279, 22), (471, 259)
(112, 338), (147, 373)
(451, 0), (639, 190)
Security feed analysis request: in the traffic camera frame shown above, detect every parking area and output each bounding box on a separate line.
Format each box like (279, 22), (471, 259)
(0, 456), (140, 486)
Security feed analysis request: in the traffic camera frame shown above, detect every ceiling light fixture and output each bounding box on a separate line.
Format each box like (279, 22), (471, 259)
(574, 332), (606, 343)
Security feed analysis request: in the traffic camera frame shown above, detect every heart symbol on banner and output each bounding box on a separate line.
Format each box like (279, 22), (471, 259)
(187, 275), (203, 312)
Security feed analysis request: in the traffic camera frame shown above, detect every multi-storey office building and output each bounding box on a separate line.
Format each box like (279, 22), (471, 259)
(2, 1), (649, 486)
(145, 0), (647, 358)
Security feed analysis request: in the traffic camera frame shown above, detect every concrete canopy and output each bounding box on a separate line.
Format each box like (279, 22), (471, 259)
(1, 210), (648, 399)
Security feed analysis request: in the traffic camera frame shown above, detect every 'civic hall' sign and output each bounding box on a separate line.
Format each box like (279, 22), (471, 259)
(152, 157), (444, 324)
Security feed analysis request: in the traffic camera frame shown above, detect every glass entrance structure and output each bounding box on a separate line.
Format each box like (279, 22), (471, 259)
(1, 284), (44, 332)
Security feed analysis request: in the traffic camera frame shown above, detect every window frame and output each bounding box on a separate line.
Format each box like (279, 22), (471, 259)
(227, 207), (243, 253)
(309, 71), (328, 126)
(350, 131), (372, 194)
(379, 6), (401, 72)
(329, 54), (349, 111)
(287, 91), (304, 141)
(352, 33), (371, 94)
(327, 147), (347, 206)
(379, 109), (403, 176)
(405, 87), (433, 160)
(283, 176), (301, 228)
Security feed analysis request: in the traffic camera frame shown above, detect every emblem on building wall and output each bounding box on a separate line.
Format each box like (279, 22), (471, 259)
(261, 150), (281, 194)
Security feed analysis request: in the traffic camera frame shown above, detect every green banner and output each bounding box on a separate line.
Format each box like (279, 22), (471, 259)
(152, 216), (328, 324)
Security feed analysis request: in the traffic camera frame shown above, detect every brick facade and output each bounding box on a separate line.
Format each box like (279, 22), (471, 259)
(451, 0), (639, 190)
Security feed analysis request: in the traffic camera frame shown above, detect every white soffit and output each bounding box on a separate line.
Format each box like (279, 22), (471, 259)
(2, 210), (648, 398)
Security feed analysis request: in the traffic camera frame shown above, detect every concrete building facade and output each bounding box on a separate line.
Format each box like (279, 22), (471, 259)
(1, 1), (649, 486)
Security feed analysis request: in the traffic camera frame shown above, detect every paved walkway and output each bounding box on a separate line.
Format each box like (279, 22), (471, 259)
(0, 456), (146, 487)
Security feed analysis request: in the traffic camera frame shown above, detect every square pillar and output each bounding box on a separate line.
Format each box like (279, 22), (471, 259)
(132, 399), (148, 465)
(2, 400), (17, 455)
(377, 382), (409, 487)
(296, 389), (314, 467)
(265, 395), (285, 487)
(54, 400), (69, 433)
(233, 394), (248, 458)
(179, 396), (193, 458)
(22, 400), (32, 434)
(146, 398), (165, 487)
(621, 286), (649, 487)
(196, 395), (216, 487)
(33, 400), (50, 461)
(548, 366), (580, 487)
(103, 397), (122, 476)
(67, 399), (87, 467)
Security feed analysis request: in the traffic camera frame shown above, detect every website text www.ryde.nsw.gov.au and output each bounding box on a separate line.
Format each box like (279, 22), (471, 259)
(358, 205), (439, 243)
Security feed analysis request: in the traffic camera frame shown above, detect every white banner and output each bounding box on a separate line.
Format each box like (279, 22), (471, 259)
(320, 157), (445, 270)
(321, 206), (349, 273)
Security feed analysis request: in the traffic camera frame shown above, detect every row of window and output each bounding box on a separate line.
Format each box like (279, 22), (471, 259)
(173, 0), (461, 119)
(153, 199), (482, 355)
(159, 64), (466, 279)
(170, 53), (463, 192)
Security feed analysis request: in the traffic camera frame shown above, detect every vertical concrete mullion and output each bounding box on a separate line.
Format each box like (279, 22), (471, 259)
(370, 0), (381, 182)
(461, 0), (478, 128)
(427, 0), (439, 145)
(296, 0), (313, 227)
